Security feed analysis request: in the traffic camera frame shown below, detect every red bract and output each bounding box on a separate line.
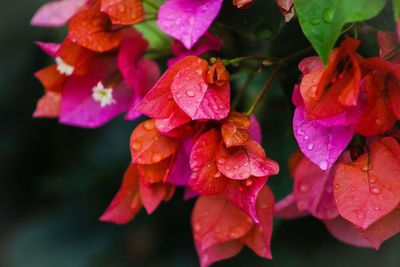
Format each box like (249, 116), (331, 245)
(333, 137), (400, 229)
(101, 120), (181, 224)
(67, 2), (122, 52)
(100, 163), (175, 224)
(136, 56), (231, 133)
(293, 153), (339, 220)
(276, 0), (294, 22)
(100, 0), (144, 25)
(192, 187), (274, 267)
(189, 113), (279, 222)
(35, 39), (93, 92)
(300, 37), (363, 119)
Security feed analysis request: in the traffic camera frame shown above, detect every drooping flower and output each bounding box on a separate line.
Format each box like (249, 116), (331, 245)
(136, 56), (231, 133)
(189, 113), (279, 222)
(192, 186), (274, 267)
(157, 0), (224, 49)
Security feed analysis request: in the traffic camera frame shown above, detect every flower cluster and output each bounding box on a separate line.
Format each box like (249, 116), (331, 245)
(278, 34), (400, 249)
(31, 0), (400, 266)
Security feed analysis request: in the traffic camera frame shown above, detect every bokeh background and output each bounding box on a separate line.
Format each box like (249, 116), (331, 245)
(1, 0), (400, 266)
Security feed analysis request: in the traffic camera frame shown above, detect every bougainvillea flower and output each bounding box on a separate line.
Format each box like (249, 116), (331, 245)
(192, 187), (274, 267)
(355, 72), (398, 136)
(324, 217), (372, 248)
(292, 153), (341, 220)
(293, 107), (354, 170)
(33, 92), (61, 118)
(166, 138), (193, 186)
(100, 0), (144, 25)
(67, 2), (122, 52)
(274, 194), (308, 219)
(276, 0), (294, 22)
(100, 163), (175, 224)
(333, 137), (400, 229)
(31, 0), (87, 27)
(300, 37), (363, 119)
(168, 32), (222, 67)
(136, 56), (230, 133)
(189, 114), (279, 222)
(58, 30), (158, 127)
(325, 206), (400, 249)
(35, 40), (93, 93)
(157, 0), (223, 49)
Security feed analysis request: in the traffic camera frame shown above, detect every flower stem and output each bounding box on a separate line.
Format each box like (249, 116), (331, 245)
(232, 69), (257, 109)
(246, 47), (314, 115)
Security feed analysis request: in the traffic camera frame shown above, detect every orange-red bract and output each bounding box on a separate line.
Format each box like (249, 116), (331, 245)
(68, 2), (121, 52)
(130, 120), (179, 164)
(101, 0), (144, 25)
(100, 164), (141, 224)
(192, 186), (274, 267)
(334, 137), (400, 229)
(221, 112), (251, 148)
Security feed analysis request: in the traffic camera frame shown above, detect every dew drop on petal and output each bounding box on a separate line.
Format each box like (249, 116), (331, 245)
(370, 186), (382, 195)
(214, 171), (222, 178)
(143, 120), (155, 131)
(193, 222), (202, 232)
(186, 90), (195, 97)
(306, 143), (314, 151)
(319, 160), (329, 170)
(131, 140), (142, 152)
(152, 153), (162, 163)
(369, 175), (377, 184)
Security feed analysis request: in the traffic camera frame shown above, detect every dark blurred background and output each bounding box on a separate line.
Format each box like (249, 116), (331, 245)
(0, 1), (399, 266)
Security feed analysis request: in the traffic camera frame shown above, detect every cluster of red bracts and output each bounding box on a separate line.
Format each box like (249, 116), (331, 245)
(279, 33), (400, 250)
(100, 56), (279, 267)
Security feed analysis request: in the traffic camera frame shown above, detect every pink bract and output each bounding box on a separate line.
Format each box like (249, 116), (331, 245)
(157, 0), (223, 49)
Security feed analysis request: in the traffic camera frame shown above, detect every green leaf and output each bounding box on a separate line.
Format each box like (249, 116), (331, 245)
(393, 0), (400, 20)
(294, 0), (386, 63)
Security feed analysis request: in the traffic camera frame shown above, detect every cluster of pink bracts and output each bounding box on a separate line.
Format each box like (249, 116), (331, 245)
(32, 0), (400, 266)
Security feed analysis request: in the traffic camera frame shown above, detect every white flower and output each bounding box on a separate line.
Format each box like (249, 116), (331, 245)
(92, 82), (116, 107)
(55, 57), (74, 76)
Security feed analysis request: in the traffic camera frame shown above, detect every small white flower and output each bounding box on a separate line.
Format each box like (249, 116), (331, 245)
(55, 57), (74, 76)
(92, 82), (116, 108)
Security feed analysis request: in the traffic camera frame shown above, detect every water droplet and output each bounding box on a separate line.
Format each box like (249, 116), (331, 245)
(323, 8), (335, 23)
(296, 128), (305, 136)
(306, 143), (314, 151)
(299, 182), (310, 193)
(373, 206), (381, 211)
(143, 120), (155, 131)
(131, 140), (142, 152)
(217, 158), (225, 164)
(319, 160), (329, 170)
(245, 179), (253, 186)
(152, 153), (162, 163)
(369, 176), (377, 184)
(309, 18), (321, 25)
(304, 135), (310, 140)
(195, 69), (203, 76)
(375, 119), (382, 125)
(193, 222), (202, 232)
(214, 171), (222, 178)
(370, 186), (382, 195)
(228, 227), (244, 239)
(334, 183), (340, 190)
(362, 165), (369, 172)
(186, 90), (195, 97)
